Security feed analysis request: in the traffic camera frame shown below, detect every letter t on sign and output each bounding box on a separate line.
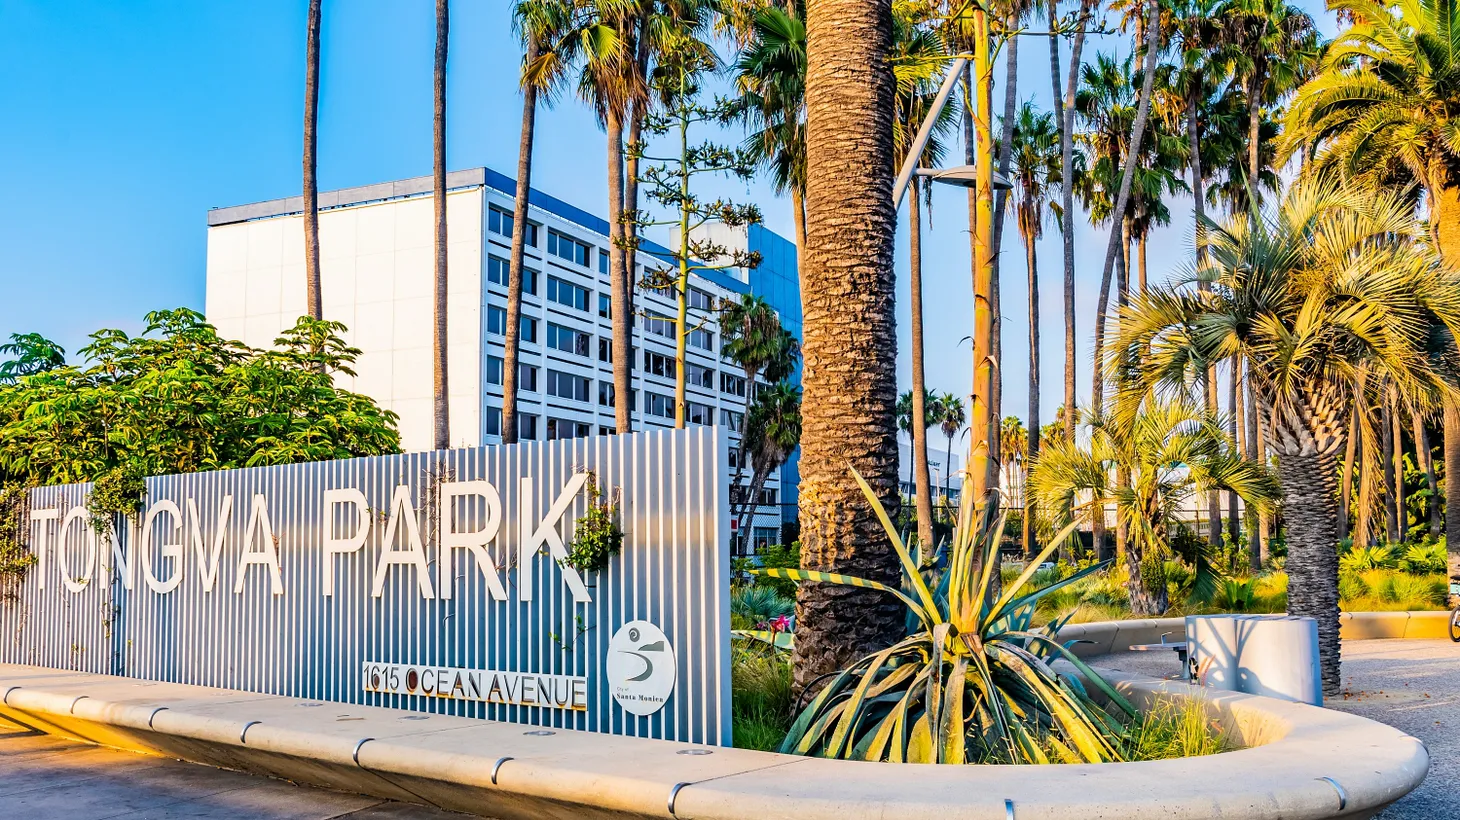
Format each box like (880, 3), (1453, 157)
(322, 488), (370, 595)
(517, 473), (592, 603)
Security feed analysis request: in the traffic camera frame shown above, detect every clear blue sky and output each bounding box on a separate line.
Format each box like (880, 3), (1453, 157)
(0, 0), (1338, 425)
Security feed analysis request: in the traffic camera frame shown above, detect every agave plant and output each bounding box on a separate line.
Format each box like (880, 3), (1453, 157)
(752, 468), (1135, 764)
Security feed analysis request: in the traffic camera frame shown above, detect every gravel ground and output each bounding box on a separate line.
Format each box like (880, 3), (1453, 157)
(1094, 639), (1460, 820)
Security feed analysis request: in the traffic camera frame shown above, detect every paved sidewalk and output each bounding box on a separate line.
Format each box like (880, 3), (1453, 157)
(0, 716), (467, 820)
(1094, 638), (1460, 820)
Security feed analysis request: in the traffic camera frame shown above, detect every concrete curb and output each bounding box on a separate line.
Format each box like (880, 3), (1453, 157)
(1057, 611), (1452, 657)
(0, 661), (1427, 820)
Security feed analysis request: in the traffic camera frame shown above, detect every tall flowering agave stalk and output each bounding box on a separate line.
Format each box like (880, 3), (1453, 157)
(755, 468), (1135, 763)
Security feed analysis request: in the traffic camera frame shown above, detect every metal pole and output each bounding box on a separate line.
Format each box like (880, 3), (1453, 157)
(891, 56), (968, 208)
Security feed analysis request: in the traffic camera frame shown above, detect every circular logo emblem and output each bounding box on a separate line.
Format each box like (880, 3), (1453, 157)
(606, 620), (676, 716)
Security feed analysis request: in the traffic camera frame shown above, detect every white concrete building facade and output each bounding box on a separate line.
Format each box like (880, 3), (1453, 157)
(204, 169), (801, 553)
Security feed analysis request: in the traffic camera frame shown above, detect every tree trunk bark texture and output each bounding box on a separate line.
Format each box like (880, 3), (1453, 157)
(1445, 398), (1460, 597)
(431, 0), (450, 452)
(909, 181), (935, 549)
(303, 0), (322, 321)
(794, 0), (903, 694)
(502, 35), (539, 446)
(1278, 448), (1343, 696)
(1024, 227), (1040, 560)
(607, 110), (633, 435)
(1058, 0), (1093, 444)
(1383, 393), (1398, 544)
(1413, 408), (1441, 537)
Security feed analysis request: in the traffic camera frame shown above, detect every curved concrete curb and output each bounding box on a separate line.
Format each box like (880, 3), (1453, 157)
(0, 661), (1427, 820)
(1057, 611), (1451, 657)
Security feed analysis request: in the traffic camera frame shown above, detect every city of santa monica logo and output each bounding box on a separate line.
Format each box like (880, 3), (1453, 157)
(606, 620), (676, 716)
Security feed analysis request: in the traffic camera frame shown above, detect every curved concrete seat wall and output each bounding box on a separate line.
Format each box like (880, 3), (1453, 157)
(0, 661), (1427, 820)
(1058, 611), (1451, 658)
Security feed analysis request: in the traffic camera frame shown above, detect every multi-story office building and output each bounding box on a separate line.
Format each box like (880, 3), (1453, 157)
(203, 168), (799, 552)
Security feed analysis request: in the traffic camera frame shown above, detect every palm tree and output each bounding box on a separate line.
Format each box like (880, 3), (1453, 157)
(1283, 0), (1460, 573)
(1113, 180), (1460, 693)
(530, 0), (642, 435)
(503, 1), (567, 445)
(721, 294), (798, 520)
(733, 5), (807, 269)
(1007, 101), (1061, 561)
(736, 381), (802, 538)
(793, 0), (903, 692)
(938, 392), (967, 502)
(431, 0), (450, 451)
(1218, 0), (1318, 204)
(303, 0), (323, 321)
(999, 415), (1030, 550)
(892, 10), (955, 551)
(1030, 400), (1278, 615)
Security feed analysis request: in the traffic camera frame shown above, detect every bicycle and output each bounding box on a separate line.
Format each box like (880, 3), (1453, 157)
(1450, 578), (1460, 642)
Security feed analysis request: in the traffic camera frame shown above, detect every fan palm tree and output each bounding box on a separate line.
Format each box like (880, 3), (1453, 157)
(733, 5), (807, 267)
(1112, 179), (1460, 693)
(1217, 0), (1318, 204)
(431, 0), (450, 451)
(938, 392), (967, 502)
(1283, 0), (1460, 572)
(527, 0), (644, 435)
(1007, 101), (1061, 560)
(1031, 400), (1278, 615)
(303, 0), (323, 321)
(502, 0), (571, 445)
(736, 381), (802, 538)
(793, 0), (903, 692)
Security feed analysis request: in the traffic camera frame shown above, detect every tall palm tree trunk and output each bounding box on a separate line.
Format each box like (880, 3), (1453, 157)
(1189, 91), (1222, 548)
(1339, 403), (1358, 542)
(791, 186), (808, 286)
(502, 34), (540, 446)
(1246, 376), (1261, 565)
(1227, 357), (1241, 547)
(1383, 392), (1399, 543)
(1024, 229), (1040, 561)
(303, 0), (322, 321)
(1445, 398), (1460, 599)
(1413, 408), (1441, 537)
(431, 0), (450, 452)
(987, 30), (1017, 494)
(607, 107), (633, 435)
(794, 0), (902, 693)
(909, 182), (935, 549)
(1092, 0), (1159, 368)
(1357, 422), (1376, 548)
(1058, 0), (1095, 444)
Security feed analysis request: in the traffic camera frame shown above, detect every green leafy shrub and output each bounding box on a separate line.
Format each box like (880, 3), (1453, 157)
(1401, 542), (1447, 574)
(1340, 545), (1398, 573)
(1215, 577), (1256, 612)
(731, 646), (794, 751)
(562, 476), (623, 573)
(0, 312), (400, 490)
(731, 585), (794, 630)
(753, 541), (801, 598)
(0, 484), (37, 599)
(754, 470), (1131, 764)
(1337, 573), (1370, 602)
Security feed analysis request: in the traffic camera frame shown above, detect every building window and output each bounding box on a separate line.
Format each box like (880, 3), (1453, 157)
(489, 358), (538, 390)
(486, 408), (539, 439)
(547, 230), (590, 266)
(488, 207), (538, 246)
(688, 287), (716, 311)
(547, 275), (591, 312)
(721, 372), (746, 397)
(643, 349), (676, 379)
(729, 486), (778, 507)
(487, 306), (536, 343)
(546, 369), (591, 402)
(728, 447), (742, 470)
(598, 337), (612, 363)
(686, 363), (714, 389)
(643, 314), (675, 340)
(645, 392), (674, 419)
(721, 408), (744, 431)
(487, 255), (537, 295)
(547, 417), (592, 441)
(546, 322), (590, 357)
(689, 327), (714, 351)
(599, 293), (611, 318)
(597, 383), (636, 410)
(686, 401), (714, 426)
(599, 249), (610, 274)
(599, 425), (615, 436)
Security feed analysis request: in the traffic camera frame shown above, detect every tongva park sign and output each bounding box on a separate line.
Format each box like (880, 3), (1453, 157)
(2, 428), (731, 745)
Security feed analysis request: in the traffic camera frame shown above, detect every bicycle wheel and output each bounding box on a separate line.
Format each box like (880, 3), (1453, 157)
(1450, 608), (1460, 643)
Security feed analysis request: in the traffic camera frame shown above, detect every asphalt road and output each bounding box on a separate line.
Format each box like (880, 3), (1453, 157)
(1094, 638), (1460, 820)
(0, 716), (468, 820)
